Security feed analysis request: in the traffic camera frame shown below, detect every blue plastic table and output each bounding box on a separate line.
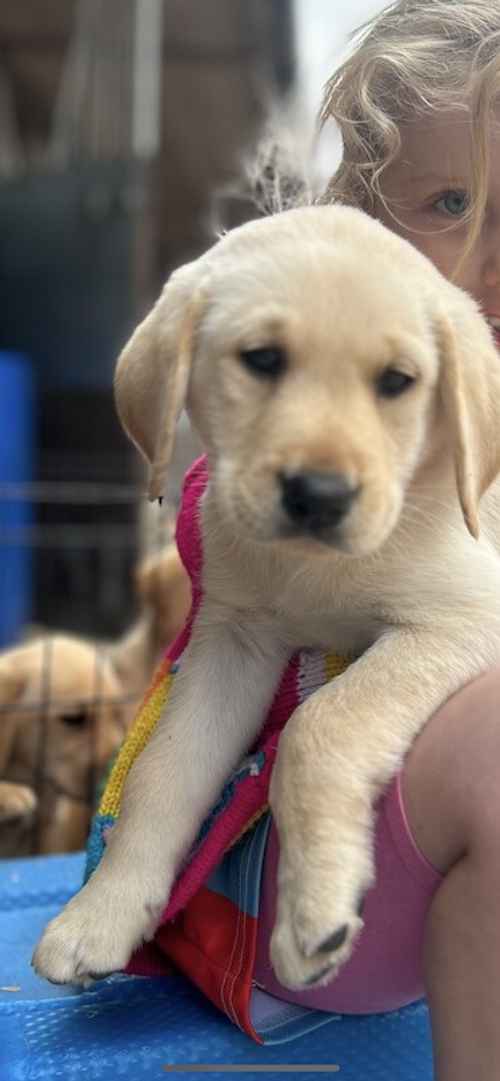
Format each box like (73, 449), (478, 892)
(0, 853), (434, 1080)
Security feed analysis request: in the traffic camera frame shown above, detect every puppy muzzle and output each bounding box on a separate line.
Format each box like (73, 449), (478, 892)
(279, 470), (360, 535)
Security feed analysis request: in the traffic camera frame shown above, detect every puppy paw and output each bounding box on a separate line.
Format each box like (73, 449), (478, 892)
(269, 835), (374, 990)
(0, 782), (37, 823)
(32, 871), (167, 986)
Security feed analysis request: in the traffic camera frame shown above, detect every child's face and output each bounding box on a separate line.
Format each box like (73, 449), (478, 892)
(374, 109), (500, 348)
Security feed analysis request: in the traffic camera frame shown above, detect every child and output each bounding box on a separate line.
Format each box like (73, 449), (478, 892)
(253, 4), (500, 1080)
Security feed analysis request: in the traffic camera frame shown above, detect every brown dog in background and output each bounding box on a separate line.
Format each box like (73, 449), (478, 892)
(0, 543), (190, 856)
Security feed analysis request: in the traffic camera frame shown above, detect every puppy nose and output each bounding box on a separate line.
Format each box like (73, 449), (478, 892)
(280, 470), (359, 530)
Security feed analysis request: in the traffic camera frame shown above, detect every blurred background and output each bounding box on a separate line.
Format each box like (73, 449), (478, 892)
(0, 0), (384, 856)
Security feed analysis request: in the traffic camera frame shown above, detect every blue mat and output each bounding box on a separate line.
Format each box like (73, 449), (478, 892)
(0, 852), (434, 1080)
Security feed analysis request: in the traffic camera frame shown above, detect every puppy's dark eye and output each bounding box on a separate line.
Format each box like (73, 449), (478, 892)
(239, 346), (286, 379)
(60, 710), (88, 727)
(377, 368), (416, 398)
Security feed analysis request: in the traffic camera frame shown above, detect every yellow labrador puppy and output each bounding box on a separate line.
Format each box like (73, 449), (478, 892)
(33, 205), (500, 990)
(0, 545), (190, 857)
(0, 636), (124, 856)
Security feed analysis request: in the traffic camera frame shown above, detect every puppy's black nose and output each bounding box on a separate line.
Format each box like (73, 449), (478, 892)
(280, 470), (358, 530)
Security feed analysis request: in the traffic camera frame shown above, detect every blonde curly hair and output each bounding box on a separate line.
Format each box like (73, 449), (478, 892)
(319, 0), (500, 269)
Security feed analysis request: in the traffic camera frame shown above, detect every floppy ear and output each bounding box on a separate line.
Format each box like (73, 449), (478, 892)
(437, 310), (500, 538)
(0, 653), (27, 772)
(0, 654), (26, 703)
(114, 261), (207, 501)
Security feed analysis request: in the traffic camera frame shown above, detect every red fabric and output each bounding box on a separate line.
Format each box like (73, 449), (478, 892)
(157, 887), (262, 1041)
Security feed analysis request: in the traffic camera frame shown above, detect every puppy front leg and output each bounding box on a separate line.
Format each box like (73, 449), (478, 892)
(269, 624), (500, 990)
(33, 603), (288, 985)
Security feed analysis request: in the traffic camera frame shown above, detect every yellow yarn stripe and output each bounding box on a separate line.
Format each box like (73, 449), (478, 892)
(99, 658), (174, 819)
(325, 651), (352, 682)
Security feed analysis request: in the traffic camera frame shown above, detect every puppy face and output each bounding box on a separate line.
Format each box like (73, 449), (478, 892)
(189, 221), (443, 556)
(115, 206), (500, 552)
(0, 637), (125, 800)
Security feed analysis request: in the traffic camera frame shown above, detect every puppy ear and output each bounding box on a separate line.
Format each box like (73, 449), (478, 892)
(0, 655), (25, 703)
(135, 544), (179, 604)
(0, 655), (27, 772)
(114, 262), (207, 501)
(438, 310), (500, 538)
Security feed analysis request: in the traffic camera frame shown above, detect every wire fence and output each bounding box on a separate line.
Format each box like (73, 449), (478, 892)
(0, 476), (181, 859)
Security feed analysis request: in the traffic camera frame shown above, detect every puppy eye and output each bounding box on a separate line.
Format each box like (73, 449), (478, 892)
(60, 710), (88, 727)
(376, 368), (416, 398)
(239, 346), (286, 379)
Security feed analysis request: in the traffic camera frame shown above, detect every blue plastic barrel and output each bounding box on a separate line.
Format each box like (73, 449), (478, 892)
(0, 351), (34, 647)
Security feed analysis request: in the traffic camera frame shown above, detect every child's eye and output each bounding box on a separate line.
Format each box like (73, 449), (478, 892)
(433, 190), (470, 218)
